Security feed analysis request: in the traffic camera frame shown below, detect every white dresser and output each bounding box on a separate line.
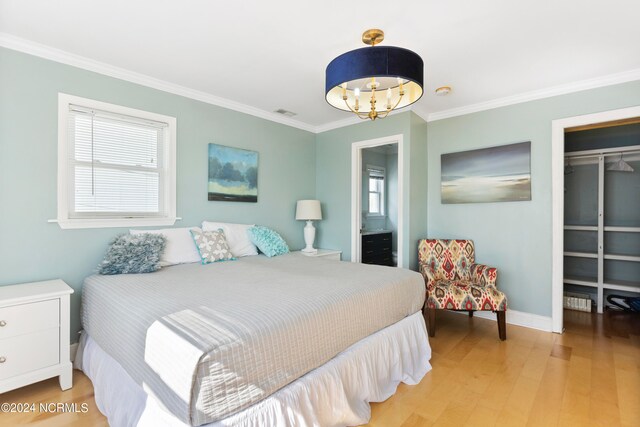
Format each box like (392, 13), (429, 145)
(0, 280), (74, 393)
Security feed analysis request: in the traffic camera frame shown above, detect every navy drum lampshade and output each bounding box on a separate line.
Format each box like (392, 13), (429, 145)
(325, 44), (424, 119)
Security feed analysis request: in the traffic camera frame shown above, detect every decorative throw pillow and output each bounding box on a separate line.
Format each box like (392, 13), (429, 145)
(190, 229), (235, 264)
(97, 233), (166, 275)
(130, 227), (202, 266)
(201, 221), (259, 257)
(247, 226), (290, 257)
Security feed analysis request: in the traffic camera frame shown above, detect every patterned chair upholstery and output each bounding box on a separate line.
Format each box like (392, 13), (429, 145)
(418, 239), (507, 340)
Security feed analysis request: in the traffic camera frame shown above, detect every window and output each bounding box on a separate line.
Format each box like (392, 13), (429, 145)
(367, 166), (385, 216)
(57, 93), (176, 229)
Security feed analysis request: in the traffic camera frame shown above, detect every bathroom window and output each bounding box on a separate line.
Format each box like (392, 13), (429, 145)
(367, 166), (385, 216)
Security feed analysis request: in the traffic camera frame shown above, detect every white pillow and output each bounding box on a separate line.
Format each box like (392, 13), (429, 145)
(201, 221), (258, 257)
(130, 227), (202, 266)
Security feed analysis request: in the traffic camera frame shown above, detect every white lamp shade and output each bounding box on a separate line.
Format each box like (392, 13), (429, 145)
(296, 200), (322, 220)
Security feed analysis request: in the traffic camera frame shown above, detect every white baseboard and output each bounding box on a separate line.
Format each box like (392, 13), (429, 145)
(70, 343), (79, 362)
(452, 309), (553, 332)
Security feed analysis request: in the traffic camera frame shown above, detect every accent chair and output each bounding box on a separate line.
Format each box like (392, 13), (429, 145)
(418, 239), (507, 340)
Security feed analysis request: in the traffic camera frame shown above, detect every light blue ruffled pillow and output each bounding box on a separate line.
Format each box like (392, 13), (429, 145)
(247, 226), (290, 257)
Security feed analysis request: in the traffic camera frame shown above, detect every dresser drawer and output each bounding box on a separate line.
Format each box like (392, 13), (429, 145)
(0, 329), (60, 380)
(0, 299), (59, 340)
(362, 254), (394, 266)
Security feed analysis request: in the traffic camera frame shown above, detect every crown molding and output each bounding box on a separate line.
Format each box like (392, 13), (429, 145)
(410, 104), (430, 123)
(314, 108), (413, 134)
(426, 68), (640, 122)
(2, 33), (639, 133)
(0, 33), (317, 133)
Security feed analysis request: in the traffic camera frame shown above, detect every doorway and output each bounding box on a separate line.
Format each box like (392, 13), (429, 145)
(551, 106), (640, 333)
(351, 134), (404, 267)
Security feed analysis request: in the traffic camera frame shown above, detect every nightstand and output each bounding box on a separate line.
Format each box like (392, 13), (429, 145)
(295, 249), (342, 261)
(0, 279), (74, 393)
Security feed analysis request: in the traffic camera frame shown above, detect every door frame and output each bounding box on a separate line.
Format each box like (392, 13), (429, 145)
(550, 105), (640, 333)
(351, 134), (404, 267)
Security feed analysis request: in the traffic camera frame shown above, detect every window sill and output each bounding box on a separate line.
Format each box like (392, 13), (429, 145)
(51, 217), (180, 230)
(366, 214), (387, 219)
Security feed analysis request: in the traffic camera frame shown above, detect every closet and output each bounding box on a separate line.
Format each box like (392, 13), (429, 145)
(563, 122), (640, 313)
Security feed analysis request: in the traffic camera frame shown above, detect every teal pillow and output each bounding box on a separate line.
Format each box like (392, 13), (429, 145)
(248, 226), (290, 257)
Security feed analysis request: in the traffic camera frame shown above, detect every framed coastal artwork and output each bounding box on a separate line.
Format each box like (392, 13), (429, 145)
(441, 141), (531, 204)
(208, 143), (258, 202)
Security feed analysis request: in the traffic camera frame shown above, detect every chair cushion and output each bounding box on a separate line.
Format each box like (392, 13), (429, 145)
(427, 279), (507, 311)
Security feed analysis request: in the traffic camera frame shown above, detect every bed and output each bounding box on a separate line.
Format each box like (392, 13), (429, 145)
(76, 253), (432, 426)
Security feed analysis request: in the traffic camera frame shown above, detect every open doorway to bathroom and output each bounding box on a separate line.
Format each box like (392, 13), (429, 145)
(351, 134), (404, 268)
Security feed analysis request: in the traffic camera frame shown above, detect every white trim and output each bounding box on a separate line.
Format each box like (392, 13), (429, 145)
(351, 135), (404, 267)
(551, 105), (640, 333)
(314, 108), (409, 133)
(0, 33), (316, 133)
(452, 309), (553, 332)
(57, 93), (177, 229)
(428, 69), (640, 122)
(3, 33), (639, 134)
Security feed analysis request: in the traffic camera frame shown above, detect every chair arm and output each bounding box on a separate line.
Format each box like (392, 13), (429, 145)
(419, 263), (437, 289)
(470, 263), (498, 287)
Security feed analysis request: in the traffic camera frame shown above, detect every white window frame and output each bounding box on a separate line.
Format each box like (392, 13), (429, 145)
(56, 93), (177, 229)
(366, 165), (386, 217)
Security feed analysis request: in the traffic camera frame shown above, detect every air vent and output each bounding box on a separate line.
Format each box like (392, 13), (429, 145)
(274, 109), (297, 117)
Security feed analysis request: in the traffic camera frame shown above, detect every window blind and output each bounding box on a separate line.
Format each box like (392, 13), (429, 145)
(367, 167), (385, 214)
(67, 105), (167, 218)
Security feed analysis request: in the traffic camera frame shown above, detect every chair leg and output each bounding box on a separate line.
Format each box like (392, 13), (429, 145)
(424, 307), (436, 337)
(468, 310), (474, 317)
(497, 311), (507, 340)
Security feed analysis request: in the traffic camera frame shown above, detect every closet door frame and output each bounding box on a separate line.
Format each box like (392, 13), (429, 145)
(551, 105), (640, 333)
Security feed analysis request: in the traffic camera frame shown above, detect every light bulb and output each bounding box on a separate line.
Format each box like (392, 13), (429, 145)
(354, 87), (360, 99)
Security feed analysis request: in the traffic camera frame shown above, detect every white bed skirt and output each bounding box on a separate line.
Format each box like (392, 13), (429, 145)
(78, 311), (431, 427)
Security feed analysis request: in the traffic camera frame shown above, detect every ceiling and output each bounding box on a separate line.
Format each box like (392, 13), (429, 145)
(1, 0), (639, 131)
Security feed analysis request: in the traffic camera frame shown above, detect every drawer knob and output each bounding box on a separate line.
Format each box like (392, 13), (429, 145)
(0, 320), (5, 327)
(0, 356), (5, 363)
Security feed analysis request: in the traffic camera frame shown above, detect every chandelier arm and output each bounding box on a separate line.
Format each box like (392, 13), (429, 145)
(377, 91), (406, 119)
(343, 97), (371, 120)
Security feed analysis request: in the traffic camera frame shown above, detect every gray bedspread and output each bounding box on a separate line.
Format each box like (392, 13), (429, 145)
(81, 253), (425, 426)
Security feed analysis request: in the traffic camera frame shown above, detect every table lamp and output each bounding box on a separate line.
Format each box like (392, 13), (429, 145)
(295, 200), (322, 254)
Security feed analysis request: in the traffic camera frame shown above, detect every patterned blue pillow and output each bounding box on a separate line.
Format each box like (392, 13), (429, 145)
(98, 233), (166, 274)
(248, 226), (290, 257)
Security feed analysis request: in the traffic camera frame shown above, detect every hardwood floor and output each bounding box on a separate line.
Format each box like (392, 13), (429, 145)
(1, 309), (638, 426)
(365, 309), (639, 427)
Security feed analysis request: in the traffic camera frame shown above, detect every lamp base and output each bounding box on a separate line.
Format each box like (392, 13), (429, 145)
(302, 220), (317, 254)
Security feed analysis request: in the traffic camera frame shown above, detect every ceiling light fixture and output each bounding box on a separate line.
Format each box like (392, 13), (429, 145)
(435, 86), (452, 96)
(325, 29), (424, 121)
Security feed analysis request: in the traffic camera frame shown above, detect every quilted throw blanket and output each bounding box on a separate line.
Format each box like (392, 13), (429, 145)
(81, 253), (424, 425)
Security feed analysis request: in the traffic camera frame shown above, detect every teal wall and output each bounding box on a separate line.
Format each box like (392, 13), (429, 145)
(0, 48), (316, 341)
(315, 112), (428, 270)
(361, 148), (388, 231)
(2, 45), (639, 337)
(386, 152), (399, 252)
(427, 80), (640, 317)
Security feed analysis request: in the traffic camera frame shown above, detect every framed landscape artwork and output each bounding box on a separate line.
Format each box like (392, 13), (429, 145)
(208, 143), (258, 202)
(441, 141), (531, 204)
